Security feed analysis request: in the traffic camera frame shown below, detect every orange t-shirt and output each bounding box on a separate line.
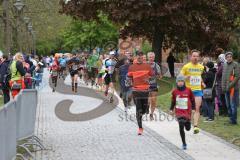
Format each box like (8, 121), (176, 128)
(128, 63), (153, 91)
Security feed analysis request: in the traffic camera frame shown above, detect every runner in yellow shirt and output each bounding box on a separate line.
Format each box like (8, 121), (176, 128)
(181, 50), (205, 134)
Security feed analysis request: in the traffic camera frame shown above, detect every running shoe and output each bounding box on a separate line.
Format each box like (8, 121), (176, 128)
(182, 144), (187, 150)
(138, 128), (143, 135)
(193, 127), (200, 134)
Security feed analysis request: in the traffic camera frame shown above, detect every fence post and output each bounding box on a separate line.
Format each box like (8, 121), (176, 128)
(5, 101), (17, 160)
(0, 107), (7, 160)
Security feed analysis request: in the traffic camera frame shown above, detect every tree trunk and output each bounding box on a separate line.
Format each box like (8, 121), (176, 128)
(152, 26), (164, 64)
(3, 0), (11, 54)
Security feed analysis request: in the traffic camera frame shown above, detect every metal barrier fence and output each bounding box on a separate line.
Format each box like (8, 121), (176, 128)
(0, 89), (44, 160)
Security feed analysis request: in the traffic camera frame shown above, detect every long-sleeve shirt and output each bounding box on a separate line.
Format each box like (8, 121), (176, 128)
(170, 87), (195, 120)
(221, 61), (239, 92)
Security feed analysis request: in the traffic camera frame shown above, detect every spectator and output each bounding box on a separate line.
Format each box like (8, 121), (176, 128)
(167, 52), (176, 78)
(221, 52), (239, 125)
(9, 52), (27, 98)
(203, 62), (217, 122)
(216, 54), (227, 116)
(0, 55), (11, 104)
(201, 57), (210, 118)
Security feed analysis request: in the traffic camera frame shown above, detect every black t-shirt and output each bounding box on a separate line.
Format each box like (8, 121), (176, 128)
(16, 61), (26, 76)
(68, 57), (80, 71)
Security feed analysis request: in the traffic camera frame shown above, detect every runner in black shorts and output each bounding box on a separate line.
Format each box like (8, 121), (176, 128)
(104, 51), (117, 103)
(68, 53), (80, 93)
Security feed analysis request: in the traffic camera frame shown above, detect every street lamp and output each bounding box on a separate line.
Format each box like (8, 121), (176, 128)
(24, 17), (30, 24)
(23, 17), (31, 53)
(31, 30), (36, 55)
(14, 0), (25, 11)
(14, 0), (25, 52)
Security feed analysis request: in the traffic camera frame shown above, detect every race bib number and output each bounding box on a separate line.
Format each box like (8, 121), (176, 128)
(176, 97), (188, 110)
(190, 76), (201, 86)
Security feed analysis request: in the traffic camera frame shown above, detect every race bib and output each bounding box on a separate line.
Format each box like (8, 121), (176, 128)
(190, 76), (201, 86)
(52, 71), (58, 77)
(176, 97), (188, 110)
(72, 64), (78, 70)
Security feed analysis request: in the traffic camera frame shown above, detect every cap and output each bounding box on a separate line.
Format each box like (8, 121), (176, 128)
(225, 52), (233, 57)
(218, 54), (226, 63)
(176, 75), (185, 83)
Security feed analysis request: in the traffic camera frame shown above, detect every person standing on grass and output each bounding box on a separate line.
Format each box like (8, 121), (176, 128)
(0, 55), (11, 104)
(170, 75), (195, 150)
(216, 54), (228, 116)
(201, 57), (210, 118)
(203, 61), (217, 122)
(221, 52), (239, 125)
(167, 52), (176, 78)
(127, 51), (153, 135)
(147, 52), (162, 121)
(181, 50), (205, 134)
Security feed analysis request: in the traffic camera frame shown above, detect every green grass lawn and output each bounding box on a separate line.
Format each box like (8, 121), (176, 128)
(157, 78), (240, 148)
(0, 96), (3, 108)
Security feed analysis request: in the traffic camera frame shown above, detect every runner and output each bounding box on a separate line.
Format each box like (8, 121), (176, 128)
(67, 53), (80, 93)
(87, 51), (99, 87)
(104, 51), (117, 103)
(82, 53), (89, 85)
(79, 53), (86, 80)
(170, 75), (196, 150)
(119, 57), (132, 111)
(58, 55), (67, 80)
(127, 51), (153, 135)
(50, 61), (59, 92)
(96, 54), (105, 91)
(147, 52), (162, 121)
(180, 50), (205, 134)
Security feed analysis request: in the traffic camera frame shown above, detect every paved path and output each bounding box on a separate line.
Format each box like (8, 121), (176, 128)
(115, 89), (240, 160)
(34, 71), (192, 160)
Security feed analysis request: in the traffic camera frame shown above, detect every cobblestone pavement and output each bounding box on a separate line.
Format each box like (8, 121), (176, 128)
(34, 71), (193, 160)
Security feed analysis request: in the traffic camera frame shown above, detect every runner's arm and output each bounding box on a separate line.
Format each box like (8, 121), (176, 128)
(170, 91), (176, 111)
